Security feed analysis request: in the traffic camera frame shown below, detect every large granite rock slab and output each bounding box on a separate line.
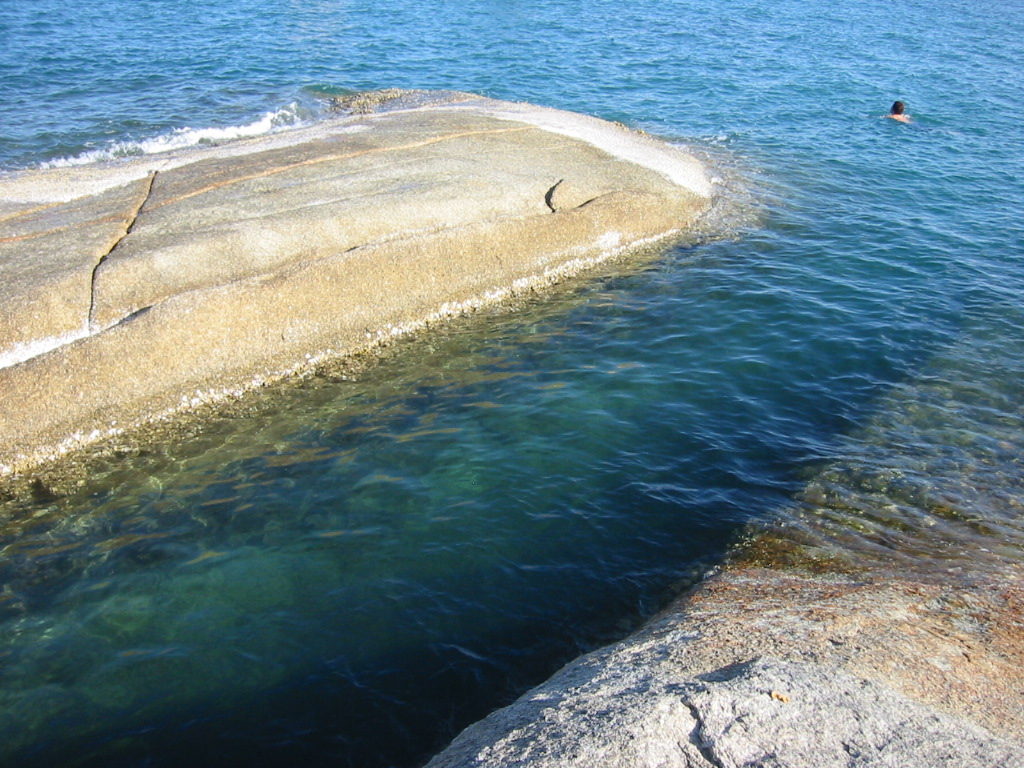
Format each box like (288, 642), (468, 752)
(0, 92), (711, 475)
(427, 568), (1024, 768)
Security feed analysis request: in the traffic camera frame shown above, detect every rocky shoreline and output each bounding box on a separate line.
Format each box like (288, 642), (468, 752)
(6, 92), (1019, 768)
(426, 560), (1024, 768)
(0, 91), (710, 477)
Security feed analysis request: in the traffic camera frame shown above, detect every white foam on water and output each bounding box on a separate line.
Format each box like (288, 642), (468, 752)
(40, 103), (310, 169)
(0, 326), (90, 370)
(2, 110), (372, 205)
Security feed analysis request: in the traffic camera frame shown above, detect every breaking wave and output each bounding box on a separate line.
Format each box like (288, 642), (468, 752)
(40, 102), (313, 168)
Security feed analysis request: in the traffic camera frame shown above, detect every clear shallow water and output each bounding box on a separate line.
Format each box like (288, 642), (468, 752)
(1, 0), (1023, 765)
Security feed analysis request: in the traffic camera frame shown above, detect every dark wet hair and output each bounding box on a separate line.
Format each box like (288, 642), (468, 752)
(890, 101), (906, 115)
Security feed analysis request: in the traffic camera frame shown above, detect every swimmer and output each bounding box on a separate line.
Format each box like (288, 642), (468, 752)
(886, 100), (912, 123)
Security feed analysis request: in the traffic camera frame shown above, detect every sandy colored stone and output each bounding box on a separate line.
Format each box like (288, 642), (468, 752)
(0, 178), (153, 362)
(545, 179), (595, 211)
(89, 111), (681, 329)
(0, 92), (711, 475)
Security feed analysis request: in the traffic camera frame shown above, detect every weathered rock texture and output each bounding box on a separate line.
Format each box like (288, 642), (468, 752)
(427, 567), (1024, 768)
(0, 92), (711, 475)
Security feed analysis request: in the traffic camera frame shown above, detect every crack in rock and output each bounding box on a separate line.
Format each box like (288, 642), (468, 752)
(544, 178), (564, 212)
(88, 170), (157, 332)
(680, 688), (728, 768)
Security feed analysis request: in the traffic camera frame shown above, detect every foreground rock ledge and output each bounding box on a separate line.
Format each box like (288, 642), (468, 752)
(0, 91), (711, 475)
(427, 567), (1024, 768)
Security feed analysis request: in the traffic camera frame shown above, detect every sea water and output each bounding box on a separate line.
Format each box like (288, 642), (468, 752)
(1, 0), (1022, 765)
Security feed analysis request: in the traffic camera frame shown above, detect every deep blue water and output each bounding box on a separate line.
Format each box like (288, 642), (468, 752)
(1, 0), (1023, 766)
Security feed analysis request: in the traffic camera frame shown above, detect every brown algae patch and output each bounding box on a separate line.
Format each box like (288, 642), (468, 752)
(725, 524), (867, 576)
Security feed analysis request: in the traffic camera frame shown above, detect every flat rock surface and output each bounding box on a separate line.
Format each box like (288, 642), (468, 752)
(427, 567), (1024, 768)
(0, 91), (710, 475)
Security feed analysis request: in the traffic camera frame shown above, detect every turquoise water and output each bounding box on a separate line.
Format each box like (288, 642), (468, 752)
(2, 0), (1023, 765)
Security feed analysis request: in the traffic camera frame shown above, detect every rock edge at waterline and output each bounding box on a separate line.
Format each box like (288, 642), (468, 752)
(0, 91), (711, 476)
(427, 566), (1024, 768)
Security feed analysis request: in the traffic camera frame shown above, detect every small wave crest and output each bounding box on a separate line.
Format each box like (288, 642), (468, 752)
(40, 103), (313, 168)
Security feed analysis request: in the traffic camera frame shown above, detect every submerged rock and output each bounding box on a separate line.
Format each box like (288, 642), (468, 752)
(0, 91), (711, 475)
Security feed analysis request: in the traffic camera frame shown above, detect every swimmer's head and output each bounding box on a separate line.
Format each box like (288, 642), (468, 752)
(890, 101), (906, 115)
